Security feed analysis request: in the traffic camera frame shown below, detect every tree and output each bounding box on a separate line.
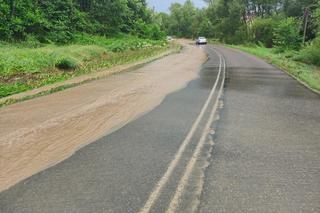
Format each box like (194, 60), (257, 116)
(153, 12), (171, 34)
(0, 0), (48, 41)
(273, 17), (301, 50)
(166, 0), (198, 38)
(250, 17), (275, 47)
(315, 1), (320, 33)
(206, 0), (247, 43)
(283, 0), (315, 17)
(0, 0), (165, 43)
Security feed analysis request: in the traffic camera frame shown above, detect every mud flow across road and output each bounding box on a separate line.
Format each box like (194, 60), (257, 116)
(0, 40), (206, 192)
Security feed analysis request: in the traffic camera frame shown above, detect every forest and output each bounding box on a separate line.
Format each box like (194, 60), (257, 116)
(0, 0), (164, 42)
(156, 0), (320, 64)
(1, 0), (319, 63)
(155, 0), (320, 91)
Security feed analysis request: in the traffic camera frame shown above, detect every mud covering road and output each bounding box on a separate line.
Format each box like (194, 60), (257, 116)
(0, 45), (223, 212)
(0, 40), (206, 192)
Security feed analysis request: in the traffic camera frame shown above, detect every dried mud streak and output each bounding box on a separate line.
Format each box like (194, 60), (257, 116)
(189, 102), (223, 213)
(0, 40), (206, 192)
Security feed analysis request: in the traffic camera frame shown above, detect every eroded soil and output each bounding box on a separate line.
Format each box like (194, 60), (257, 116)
(0, 41), (206, 192)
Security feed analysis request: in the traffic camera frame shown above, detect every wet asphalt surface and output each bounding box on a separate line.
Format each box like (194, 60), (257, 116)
(199, 46), (320, 213)
(1, 46), (320, 213)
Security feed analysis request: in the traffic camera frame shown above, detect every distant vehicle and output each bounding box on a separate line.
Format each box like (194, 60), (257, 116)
(167, 36), (174, 41)
(196, 37), (207, 45)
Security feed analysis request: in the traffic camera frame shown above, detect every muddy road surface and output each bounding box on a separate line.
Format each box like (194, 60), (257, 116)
(0, 41), (206, 192)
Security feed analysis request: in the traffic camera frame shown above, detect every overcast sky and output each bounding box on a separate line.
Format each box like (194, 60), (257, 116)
(147, 0), (207, 13)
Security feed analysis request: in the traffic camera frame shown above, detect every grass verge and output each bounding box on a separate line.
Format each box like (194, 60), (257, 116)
(0, 36), (169, 98)
(229, 45), (320, 93)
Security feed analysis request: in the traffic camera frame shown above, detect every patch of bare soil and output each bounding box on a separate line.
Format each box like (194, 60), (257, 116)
(0, 40), (206, 192)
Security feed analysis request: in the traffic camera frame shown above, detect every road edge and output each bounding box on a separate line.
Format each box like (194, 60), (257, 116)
(220, 45), (320, 96)
(0, 46), (180, 108)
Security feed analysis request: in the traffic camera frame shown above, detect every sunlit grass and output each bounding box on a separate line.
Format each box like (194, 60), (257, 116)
(0, 45), (106, 76)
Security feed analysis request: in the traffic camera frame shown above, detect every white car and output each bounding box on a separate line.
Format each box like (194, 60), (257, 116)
(167, 36), (174, 41)
(196, 37), (207, 45)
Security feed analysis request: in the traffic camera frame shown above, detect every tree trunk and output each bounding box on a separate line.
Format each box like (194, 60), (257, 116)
(9, 0), (14, 18)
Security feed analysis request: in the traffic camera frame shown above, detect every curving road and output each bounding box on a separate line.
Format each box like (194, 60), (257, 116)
(0, 45), (319, 213)
(199, 46), (320, 213)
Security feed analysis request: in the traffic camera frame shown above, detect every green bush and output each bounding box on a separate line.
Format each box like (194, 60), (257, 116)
(196, 18), (214, 38)
(250, 18), (275, 48)
(55, 57), (79, 70)
(0, 0), (91, 43)
(72, 34), (167, 52)
(0, 44), (106, 76)
(132, 20), (166, 40)
(273, 17), (301, 51)
(314, 2), (320, 33)
(294, 36), (320, 66)
(0, 0), (163, 44)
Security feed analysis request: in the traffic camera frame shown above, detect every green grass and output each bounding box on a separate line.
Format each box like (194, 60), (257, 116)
(0, 84), (76, 108)
(72, 34), (167, 52)
(294, 37), (320, 66)
(0, 45), (106, 76)
(229, 44), (320, 92)
(0, 35), (169, 98)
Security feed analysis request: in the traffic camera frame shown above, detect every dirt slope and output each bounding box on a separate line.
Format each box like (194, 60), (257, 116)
(0, 40), (206, 192)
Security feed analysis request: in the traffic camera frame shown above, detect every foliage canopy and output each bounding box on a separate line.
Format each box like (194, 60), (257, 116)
(0, 0), (165, 43)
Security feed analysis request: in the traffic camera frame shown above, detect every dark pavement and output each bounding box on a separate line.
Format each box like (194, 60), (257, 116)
(198, 46), (320, 213)
(1, 46), (319, 213)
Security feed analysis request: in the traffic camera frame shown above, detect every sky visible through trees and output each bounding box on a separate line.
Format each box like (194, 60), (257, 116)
(147, 0), (207, 12)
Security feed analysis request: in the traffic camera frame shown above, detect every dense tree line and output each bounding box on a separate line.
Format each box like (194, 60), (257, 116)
(0, 0), (164, 43)
(157, 0), (319, 48)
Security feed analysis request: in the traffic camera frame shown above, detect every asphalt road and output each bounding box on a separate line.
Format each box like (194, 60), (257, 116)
(199, 46), (320, 213)
(1, 45), (319, 213)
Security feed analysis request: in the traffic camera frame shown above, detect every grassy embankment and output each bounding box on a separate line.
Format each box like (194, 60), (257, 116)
(0, 35), (171, 99)
(229, 44), (320, 93)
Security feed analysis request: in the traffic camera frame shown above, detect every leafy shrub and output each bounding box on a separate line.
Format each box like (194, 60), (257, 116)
(72, 34), (167, 52)
(55, 57), (79, 70)
(196, 18), (214, 38)
(23, 35), (43, 48)
(132, 20), (166, 40)
(314, 2), (320, 33)
(250, 18), (275, 48)
(294, 37), (320, 66)
(273, 17), (301, 51)
(0, 0), (162, 44)
(0, 44), (106, 75)
(0, 0), (91, 43)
